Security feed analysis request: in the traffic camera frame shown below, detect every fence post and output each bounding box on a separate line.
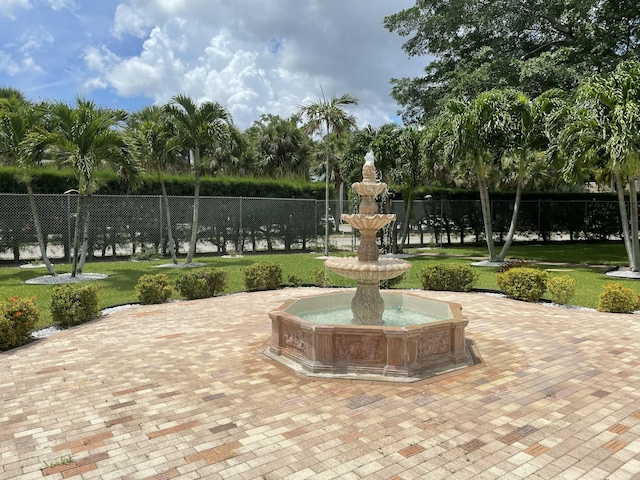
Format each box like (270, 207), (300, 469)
(159, 196), (163, 254)
(239, 196), (243, 254)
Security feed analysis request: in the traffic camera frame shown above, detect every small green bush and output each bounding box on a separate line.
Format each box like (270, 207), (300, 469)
(50, 284), (100, 327)
(497, 267), (549, 302)
(597, 282), (639, 313)
(135, 274), (173, 304)
(547, 275), (576, 305)
(287, 275), (303, 287)
(0, 296), (39, 350)
(243, 262), (283, 291)
(175, 268), (228, 300)
(419, 264), (477, 292)
(311, 268), (330, 287)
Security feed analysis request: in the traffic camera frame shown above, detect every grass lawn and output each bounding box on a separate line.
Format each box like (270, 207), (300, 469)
(1, 242), (639, 331)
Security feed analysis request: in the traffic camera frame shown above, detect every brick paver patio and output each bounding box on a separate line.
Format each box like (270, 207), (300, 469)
(1, 287), (639, 479)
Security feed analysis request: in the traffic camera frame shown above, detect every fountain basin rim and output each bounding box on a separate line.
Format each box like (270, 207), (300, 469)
(272, 290), (466, 330)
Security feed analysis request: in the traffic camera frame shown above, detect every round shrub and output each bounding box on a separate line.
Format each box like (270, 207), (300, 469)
(175, 267), (228, 300)
(547, 275), (576, 305)
(0, 296), (39, 351)
(597, 282), (639, 313)
(50, 284), (100, 327)
(497, 267), (549, 302)
(419, 263), (477, 292)
(135, 274), (173, 304)
(243, 262), (283, 291)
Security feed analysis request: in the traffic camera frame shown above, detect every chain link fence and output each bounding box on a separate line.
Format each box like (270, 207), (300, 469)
(0, 193), (626, 262)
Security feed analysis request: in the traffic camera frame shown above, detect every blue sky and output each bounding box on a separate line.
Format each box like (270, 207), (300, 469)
(0, 0), (426, 129)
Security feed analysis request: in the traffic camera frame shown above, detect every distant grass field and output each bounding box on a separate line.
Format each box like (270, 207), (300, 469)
(1, 241), (638, 331)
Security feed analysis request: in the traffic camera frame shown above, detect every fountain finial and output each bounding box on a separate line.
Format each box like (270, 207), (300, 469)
(363, 151), (376, 183)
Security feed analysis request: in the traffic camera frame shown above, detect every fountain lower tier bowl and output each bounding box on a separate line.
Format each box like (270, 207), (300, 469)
(324, 257), (412, 282)
(266, 291), (474, 381)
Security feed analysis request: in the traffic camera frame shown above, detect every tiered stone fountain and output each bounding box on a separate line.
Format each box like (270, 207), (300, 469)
(324, 152), (411, 325)
(267, 153), (474, 381)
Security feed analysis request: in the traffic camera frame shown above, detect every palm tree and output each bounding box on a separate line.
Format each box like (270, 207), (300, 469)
(299, 93), (358, 256)
(429, 88), (551, 262)
(0, 94), (56, 275)
(164, 95), (233, 264)
(126, 106), (180, 263)
(429, 95), (500, 261)
(393, 127), (425, 252)
(37, 98), (134, 276)
(247, 114), (311, 179)
(559, 61), (640, 271)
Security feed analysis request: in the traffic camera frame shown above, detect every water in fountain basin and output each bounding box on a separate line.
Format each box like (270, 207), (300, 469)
(300, 305), (443, 326)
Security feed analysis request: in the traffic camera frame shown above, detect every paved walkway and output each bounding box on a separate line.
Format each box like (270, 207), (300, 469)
(2, 288), (640, 479)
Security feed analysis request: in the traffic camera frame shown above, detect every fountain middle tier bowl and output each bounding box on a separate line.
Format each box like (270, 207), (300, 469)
(324, 256), (412, 281)
(267, 291), (472, 380)
(341, 213), (396, 232)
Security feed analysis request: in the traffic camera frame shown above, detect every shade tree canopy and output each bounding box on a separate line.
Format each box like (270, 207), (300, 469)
(384, 0), (640, 123)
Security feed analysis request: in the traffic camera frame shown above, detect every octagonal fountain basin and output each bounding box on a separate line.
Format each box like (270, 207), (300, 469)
(266, 291), (479, 382)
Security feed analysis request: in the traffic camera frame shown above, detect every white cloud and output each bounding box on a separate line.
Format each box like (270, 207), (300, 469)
(0, 51), (20, 75)
(45, 0), (77, 11)
(0, 0), (31, 20)
(84, 0), (424, 128)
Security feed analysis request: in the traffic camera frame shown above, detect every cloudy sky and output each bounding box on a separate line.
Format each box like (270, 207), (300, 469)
(0, 0), (427, 129)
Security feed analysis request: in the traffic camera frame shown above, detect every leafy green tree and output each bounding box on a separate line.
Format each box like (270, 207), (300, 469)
(126, 106), (180, 263)
(299, 93), (358, 256)
(35, 98), (135, 276)
(0, 94), (56, 275)
(164, 95), (233, 264)
(559, 61), (640, 270)
(246, 114), (311, 179)
(385, 0), (640, 123)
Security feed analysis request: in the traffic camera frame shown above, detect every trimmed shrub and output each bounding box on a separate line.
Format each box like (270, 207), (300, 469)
(597, 282), (639, 313)
(287, 275), (303, 287)
(0, 296), (39, 350)
(243, 262), (283, 291)
(311, 268), (330, 287)
(175, 268), (228, 300)
(135, 274), (173, 304)
(419, 264), (477, 292)
(50, 284), (100, 327)
(547, 275), (576, 305)
(497, 267), (549, 302)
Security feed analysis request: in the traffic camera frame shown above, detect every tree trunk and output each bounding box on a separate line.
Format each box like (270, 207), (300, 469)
(498, 178), (523, 262)
(25, 182), (56, 276)
(186, 148), (200, 264)
(77, 194), (92, 274)
(71, 194), (84, 277)
(158, 168), (178, 264)
(614, 173), (635, 268)
(399, 191), (414, 253)
(477, 173), (497, 261)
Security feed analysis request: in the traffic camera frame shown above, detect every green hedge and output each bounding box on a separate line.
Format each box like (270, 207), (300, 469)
(0, 167), (327, 199)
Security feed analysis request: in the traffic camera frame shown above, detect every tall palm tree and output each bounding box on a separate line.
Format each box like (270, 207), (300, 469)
(126, 106), (180, 263)
(559, 61), (640, 271)
(0, 94), (56, 275)
(299, 93), (358, 256)
(37, 98), (134, 276)
(429, 96), (500, 261)
(164, 94), (233, 264)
